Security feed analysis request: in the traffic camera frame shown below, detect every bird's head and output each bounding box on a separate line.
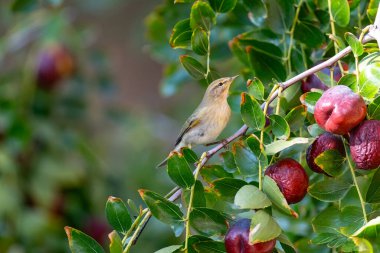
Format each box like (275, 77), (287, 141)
(204, 75), (238, 102)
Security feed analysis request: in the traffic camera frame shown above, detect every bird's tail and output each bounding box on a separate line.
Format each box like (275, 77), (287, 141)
(156, 157), (168, 168)
(157, 143), (185, 168)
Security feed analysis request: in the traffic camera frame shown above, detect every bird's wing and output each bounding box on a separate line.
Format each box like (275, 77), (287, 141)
(175, 115), (201, 147)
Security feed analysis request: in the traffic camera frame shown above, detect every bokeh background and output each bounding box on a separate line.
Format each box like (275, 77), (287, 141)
(0, 0), (234, 252)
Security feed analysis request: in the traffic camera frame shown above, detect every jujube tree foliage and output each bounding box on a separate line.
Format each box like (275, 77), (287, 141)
(66, 0), (380, 252)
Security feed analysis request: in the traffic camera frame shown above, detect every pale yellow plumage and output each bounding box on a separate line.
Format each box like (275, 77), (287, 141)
(157, 76), (237, 167)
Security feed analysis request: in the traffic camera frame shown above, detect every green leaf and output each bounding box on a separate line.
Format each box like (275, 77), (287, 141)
(265, 137), (310, 156)
(247, 43), (286, 83)
(265, 0), (294, 33)
(357, 53), (380, 101)
(278, 233), (296, 253)
(169, 19), (192, 49)
(304, 92), (322, 114)
(105, 197), (132, 233)
(183, 180), (206, 207)
(190, 1), (216, 31)
(368, 96), (380, 120)
(139, 190), (183, 226)
(167, 152), (195, 188)
(246, 134), (268, 168)
(247, 78), (265, 101)
(367, 0), (380, 22)
(249, 210), (282, 244)
(294, 21), (325, 48)
(11, 0), (38, 12)
(108, 231), (123, 253)
(200, 165), (232, 183)
(193, 241), (226, 252)
(232, 140), (259, 176)
(213, 178), (247, 199)
(307, 124), (325, 137)
(65, 227), (105, 253)
(338, 73), (356, 88)
(331, 0), (350, 27)
(269, 115), (290, 140)
(240, 92), (265, 131)
(352, 216), (380, 238)
(189, 207), (228, 236)
(314, 149), (346, 177)
(345, 33), (364, 57)
(244, 0), (267, 26)
(209, 0), (237, 13)
(154, 245), (182, 253)
(180, 55), (206, 80)
(366, 168), (380, 203)
(127, 199), (139, 216)
(285, 105), (307, 132)
(234, 185), (271, 209)
(263, 176), (298, 218)
(191, 27), (208, 55)
(220, 151), (237, 173)
(182, 147), (198, 164)
(308, 178), (352, 202)
(187, 235), (213, 253)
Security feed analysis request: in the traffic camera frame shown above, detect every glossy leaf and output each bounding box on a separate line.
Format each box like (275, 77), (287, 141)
(265, 137), (309, 155)
(181, 147), (198, 164)
(154, 245), (182, 253)
(269, 114), (290, 140)
(232, 140), (259, 176)
(105, 196), (132, 233)
(263, 176), (298, 218)
(246, 134), (268, 169)
(303, 92), (322, 114)
(278, 233), (296, 253)
(209, 0), (237, 13)
(314, 149), (346, 177)
(108, 231), (123, 253)
(368, 96), (380, 120)
(285, 105), (307, 132)
(240, 92), (265, 131)
(191, 27), (208, 55)
(234, 185), (271, 209)
(366, 169), (380, 203)
(167, 152), (195, 188)
(183, 180), (206, 207)
(307, 124), (325, 137)
(180, 55), (206, 80)
(331, 0), (350, 27)
(247, 78), (265, 101)
(190, 1), (216, 30)
(65, 227), (105, 253)
(200, 165), (232, 183)
(308, 178), (352, 202)
(244, 0), (267, 26)
(189, 207), (228, 236)
(352, 216), (380, 238)
(294, 21), (325, 48)
(220, 151), (237, 173)
(265, 0), (294, 33)
(139, 190), (183, 226)
(169, 19), (192, 49)
(345, 32), (364, 57)
(193, 241), (226, 252)
(213, 178), (247, 199)
(249, 210), (282, 244)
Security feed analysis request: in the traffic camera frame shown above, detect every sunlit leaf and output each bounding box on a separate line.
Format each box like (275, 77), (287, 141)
(265, 137), (309, 155)
(169, 19), (192, 49)
(345, 32), (364, 57)
(234, 185), (271, 209)
(331, 0), (350, 27)
(249, 210), (282, 244)
(108, 231), (123, 253)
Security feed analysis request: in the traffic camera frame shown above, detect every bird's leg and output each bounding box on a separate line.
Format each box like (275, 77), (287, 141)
(204, 139), (229, 147)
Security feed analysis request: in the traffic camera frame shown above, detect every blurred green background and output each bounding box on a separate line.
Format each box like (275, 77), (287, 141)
(0, 0), (227, 252)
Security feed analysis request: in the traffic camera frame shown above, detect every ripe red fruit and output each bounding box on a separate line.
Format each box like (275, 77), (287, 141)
(314, 85), (366, 135)
(265, 158), (308, 204)
(350, 120), (380, 170)
(306, 132), (345, 174)
(36, 43), (74, 89)
(301, 63), (348, 93)
(225, 218), (276, 253)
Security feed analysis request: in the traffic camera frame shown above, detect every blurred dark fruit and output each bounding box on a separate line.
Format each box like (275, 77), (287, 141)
(350, 120), (380, 170)
(314, 85), (366, 135)
(306, 132), (345, 174)
(225, 218), (276, 253)
(265, 158), (308, 204)
(83, 216), (110, 246)
(301, 63), (348, 93)
(36, 43), (74, 89)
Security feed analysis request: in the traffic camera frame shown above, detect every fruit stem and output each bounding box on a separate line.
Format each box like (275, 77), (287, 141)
(275, 87), (283, 115)
(261, 85), (279, 148)
(123, 208), (150, 253)
(355, 56), (360, 90)
(328, 0), (344, 74)
(286, 0), (304, 73)
(204, 30), (211, 80)
(184, 152), (207, 252)
(342, 137), (368, 223)
(330, 67), (334, 87)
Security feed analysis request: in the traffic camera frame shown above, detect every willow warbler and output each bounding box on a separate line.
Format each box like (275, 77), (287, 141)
(157, 76), (237, 167)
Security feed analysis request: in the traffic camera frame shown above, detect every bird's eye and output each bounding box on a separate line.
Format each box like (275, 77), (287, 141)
(218, 82), (223, 87)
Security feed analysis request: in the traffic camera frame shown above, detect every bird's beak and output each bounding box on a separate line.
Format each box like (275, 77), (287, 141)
(230, 75), (239, 81)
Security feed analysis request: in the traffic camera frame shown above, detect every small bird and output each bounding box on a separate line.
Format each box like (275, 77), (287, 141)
(157, 75), (238, 167)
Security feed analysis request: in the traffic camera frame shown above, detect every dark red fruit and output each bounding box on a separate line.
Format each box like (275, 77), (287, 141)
(350, 120), (380, 170)
(314, 85), (366, 135)
(265, 158), (308, 204)
(36, 43), (74, 89)
(301, 63), (348, 93)
(225, 218), (276, 253)
(306, 132), (345, 174)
